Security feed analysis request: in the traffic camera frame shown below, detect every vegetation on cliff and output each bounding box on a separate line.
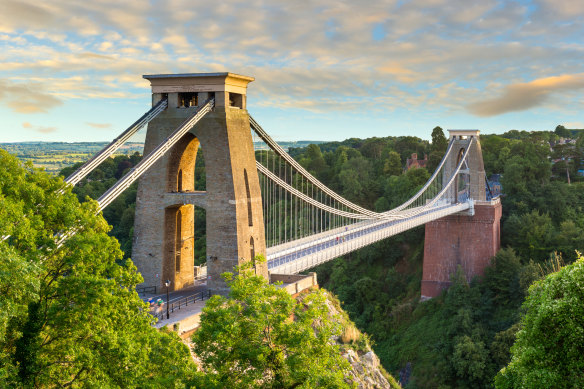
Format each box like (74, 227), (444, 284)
(191, 258), (400, 388)
(495, 253), (584, 389)
(191, 260), (353, 388)
(33, 125), (584, 387)
(293, 128), (584, 387)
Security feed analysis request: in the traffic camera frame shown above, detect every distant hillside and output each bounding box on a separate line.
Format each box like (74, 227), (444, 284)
(0, 140), (324, 175)
(254, 140), (325, 150)
(0, 142), (145, 175)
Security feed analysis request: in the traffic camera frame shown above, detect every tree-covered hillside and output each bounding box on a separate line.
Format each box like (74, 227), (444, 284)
(295, 128), (584, 388)
(51, 126), (584, 387)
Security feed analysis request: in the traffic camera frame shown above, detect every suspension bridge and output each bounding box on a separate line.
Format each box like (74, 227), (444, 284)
(29, 72), (501, 299)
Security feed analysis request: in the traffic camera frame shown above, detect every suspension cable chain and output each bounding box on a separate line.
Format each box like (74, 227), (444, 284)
(256, 162), (372, 220)
(65, 98), (168, 187)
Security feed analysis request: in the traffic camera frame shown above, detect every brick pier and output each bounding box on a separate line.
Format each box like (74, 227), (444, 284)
(421, 199), (502, 299)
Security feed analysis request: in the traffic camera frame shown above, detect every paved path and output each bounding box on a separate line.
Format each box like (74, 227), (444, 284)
(153, 299), (207, 331)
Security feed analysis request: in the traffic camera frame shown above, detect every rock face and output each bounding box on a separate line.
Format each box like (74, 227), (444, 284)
(343, 348), (398, 389)
(323, 291), (402, 389)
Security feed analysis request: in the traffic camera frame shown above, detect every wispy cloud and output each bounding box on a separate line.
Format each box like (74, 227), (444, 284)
(467, 73), (584, 117)
(22, 121), (58, 133)
(86, 122), (112, 129)
(0, 79), (63, 113)
(1, 0), (584, 140)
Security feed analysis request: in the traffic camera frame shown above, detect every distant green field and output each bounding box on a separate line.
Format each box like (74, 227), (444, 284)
(0, 142), (145, 175)
(0, 140), (323, 175)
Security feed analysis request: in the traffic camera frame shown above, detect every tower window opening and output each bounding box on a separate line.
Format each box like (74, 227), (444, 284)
(250, 237), (255, 261)
(244, 169), (253, 226)
(175, 211), (182, 272)
(177, 169), (183, 192)
(229, 92), (243, 109)
(178, 92), (198, 108)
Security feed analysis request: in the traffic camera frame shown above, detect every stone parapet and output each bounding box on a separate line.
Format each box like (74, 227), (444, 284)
(271, 272), (318, 296)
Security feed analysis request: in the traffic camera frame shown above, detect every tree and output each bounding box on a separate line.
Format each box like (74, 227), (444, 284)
(383, 166), (430, 208)
(554, 124), (571, 138)
(0, 150), (195, 387)
(338, 156), (372, 205)
(431, 126), (448, 154)
(302, 144), (328, 179)
(502, 211), (556, 262)
(383, 151), (402, 176)
(495, 254), (584, 388)
(552, 143), (577, 184)
(191, 261), (353, 388)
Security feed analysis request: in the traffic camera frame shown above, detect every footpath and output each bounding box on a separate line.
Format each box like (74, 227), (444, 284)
(146, 272), (319, 338)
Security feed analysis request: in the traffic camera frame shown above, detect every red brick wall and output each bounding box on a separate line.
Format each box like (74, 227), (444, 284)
(421, 201), (502, 299)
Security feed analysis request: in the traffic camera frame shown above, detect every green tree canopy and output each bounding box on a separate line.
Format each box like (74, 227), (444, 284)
(191, 262), (353, 388)
(0, 150), (195, 387)
(554, 124), (571, 138)
(431, 126), (448, 154)
(495, 254), (584, 388)
(383, 150), (403, 177)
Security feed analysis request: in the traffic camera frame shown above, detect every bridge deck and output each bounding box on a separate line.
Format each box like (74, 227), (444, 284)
(266, 202), (471, 274)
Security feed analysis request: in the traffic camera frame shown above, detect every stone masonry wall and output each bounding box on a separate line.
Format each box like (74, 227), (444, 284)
(133, 100), (267, 293)
(421, 200), (502, 299)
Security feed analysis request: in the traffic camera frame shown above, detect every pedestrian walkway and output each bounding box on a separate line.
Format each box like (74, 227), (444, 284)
(153, 299), (207, 335)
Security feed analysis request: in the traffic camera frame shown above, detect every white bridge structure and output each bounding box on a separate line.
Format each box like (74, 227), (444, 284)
(17, 73), (498, 297)
(251, 119), (477, 274)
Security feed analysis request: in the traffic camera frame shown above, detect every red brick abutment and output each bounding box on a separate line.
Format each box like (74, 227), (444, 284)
(421, 199), (502, 299)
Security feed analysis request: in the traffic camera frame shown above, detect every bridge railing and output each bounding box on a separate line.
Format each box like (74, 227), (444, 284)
(151, 289), (212, 321)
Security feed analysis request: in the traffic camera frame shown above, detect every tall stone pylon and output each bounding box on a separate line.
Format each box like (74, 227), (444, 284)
(132, 73), (268, 294)
(421, 130), (502, 299)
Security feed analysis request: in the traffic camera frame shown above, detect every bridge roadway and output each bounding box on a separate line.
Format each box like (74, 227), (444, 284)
(266, 201), (471, 274)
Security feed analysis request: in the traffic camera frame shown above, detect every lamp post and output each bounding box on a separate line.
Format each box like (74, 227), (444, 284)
(165, 280), (171, 319)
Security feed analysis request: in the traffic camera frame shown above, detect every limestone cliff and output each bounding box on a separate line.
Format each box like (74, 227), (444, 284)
(321, 290), (402, 389)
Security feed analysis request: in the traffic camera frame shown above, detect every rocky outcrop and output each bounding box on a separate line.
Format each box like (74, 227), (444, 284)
(322, 291), (402, 389)
(343, 348), (400, 388)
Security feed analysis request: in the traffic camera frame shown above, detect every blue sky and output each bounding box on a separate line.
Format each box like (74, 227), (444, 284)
(1, 0), (583, 143)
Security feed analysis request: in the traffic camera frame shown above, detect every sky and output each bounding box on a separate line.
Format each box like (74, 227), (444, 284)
(0, 0), (583, 143)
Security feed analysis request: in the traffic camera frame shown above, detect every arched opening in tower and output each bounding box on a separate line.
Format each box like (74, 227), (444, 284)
(175, 210), (182, 273)
(164, 205), (194, 291)
(454, 147), (467, 204)
(250, 236), (255, 261)
(167, 133), (200, 192)
(162, 133), (207, 290)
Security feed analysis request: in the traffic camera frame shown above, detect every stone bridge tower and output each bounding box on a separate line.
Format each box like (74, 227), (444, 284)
(132, 73), (268, 295)
(421, 130), (502, 299)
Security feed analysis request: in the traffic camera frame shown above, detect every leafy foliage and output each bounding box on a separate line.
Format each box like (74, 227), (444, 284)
(191, 260), (353, 388)
(8, 123), (582, 388)
(495, 254), (584, 388)
(0, 150), (196, 387)
(296, 127), (584, 388)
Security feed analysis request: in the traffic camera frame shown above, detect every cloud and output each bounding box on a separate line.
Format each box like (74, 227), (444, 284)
(22, 122), (58, 133)
(0, 0), (584, 122)
(536, 0), (584, 18)
(86, 122), (112, 129)
(0, 79), (63, 113)
(467, 73), (584, 117)
(563, 121), (584, 129)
